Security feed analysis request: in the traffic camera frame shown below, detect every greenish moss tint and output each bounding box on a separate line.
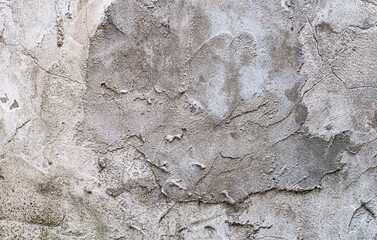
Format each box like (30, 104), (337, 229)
(70, 195), (108, 239)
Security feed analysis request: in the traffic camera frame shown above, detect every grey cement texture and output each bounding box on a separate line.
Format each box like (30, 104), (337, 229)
(0, 0), (377, 239)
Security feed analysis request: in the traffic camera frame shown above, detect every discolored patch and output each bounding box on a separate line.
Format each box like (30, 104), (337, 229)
(372, 110), (377, 128)
(9, 99), (19, 110)
(285, 82), (301, 102)
(315, 22), (336, 34)
(78, 0), (353, 204)
(36, 177), (64, 197)
(0, 97), (7, 103)
(269, 31), (304, 73)
(295, 103), (308, 125)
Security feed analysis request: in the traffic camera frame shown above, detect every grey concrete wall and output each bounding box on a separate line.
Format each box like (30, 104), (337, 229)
(0, 0), (376, 239)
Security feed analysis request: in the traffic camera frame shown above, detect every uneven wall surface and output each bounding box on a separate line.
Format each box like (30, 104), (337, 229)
(0, 0), (376, 239)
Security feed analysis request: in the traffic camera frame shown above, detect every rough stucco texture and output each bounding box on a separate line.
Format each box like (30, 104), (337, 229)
(0, 0), (377, 239)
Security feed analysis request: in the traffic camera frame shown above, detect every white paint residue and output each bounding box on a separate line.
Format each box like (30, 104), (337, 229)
(167, 178), (187, 190)
(221, 190), (235, 205)
(165, 133), (183, 142)
(192, 162), (206, 169)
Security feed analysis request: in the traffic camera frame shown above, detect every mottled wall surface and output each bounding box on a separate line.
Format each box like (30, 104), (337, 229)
(0, 0), (376, 239)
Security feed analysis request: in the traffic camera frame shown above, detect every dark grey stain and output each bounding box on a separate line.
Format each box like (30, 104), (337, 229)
(295, 103), (308, 125)
(285, 82), (301, 102)
(9, 100), (19, 110)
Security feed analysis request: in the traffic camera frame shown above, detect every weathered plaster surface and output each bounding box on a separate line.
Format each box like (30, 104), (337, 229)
(1, 0), (376, 239)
